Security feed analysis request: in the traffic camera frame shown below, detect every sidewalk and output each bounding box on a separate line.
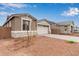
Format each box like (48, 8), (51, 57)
(43, 34), (79, 42)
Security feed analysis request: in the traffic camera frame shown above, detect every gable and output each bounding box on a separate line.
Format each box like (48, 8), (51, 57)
(3, 13), (37, 26)
(38, 20), (49, 26)
(58, 21), (74, 26)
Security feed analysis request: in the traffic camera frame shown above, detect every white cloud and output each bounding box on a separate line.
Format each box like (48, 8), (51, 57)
(1, 3), (25, 8)
(0, 11), (13, 16)
(0, 12), (8, 15)
(0, 3), (26, 13)
(61, 7), (79, 16)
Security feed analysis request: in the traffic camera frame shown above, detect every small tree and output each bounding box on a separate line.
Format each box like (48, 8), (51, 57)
(26, 21), (31, 47)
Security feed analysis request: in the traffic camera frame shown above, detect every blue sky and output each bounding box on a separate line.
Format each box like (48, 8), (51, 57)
(0, 3), (79, 26)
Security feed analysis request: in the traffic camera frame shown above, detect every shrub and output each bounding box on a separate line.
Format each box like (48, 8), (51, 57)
(66, 39), (77, 43)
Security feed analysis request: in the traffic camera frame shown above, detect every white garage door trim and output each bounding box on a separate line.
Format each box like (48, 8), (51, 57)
(37, 25), (49, 35)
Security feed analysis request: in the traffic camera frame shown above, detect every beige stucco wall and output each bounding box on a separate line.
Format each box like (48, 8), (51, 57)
(11, 17), (21, 31)
(31, 20), (37, 30)
(59, 25), (73, 34)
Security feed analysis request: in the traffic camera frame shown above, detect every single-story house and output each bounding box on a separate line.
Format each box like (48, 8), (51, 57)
(57, 21), (74, 34)
(45, 20), (75, 34)
(37, 19), (51, 34)
(74, 27), (79, 33)
(37, 19), (75, 34)
(3, 13), (37, 38)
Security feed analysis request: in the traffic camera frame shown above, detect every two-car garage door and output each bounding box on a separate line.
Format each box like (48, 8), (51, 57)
(37, 25), (49, 34)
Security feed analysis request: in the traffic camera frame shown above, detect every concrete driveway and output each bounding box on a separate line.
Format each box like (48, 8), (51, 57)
(42, 34), (79, 42)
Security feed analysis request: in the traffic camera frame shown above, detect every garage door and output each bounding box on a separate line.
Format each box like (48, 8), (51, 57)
(37, 25), (49, 34)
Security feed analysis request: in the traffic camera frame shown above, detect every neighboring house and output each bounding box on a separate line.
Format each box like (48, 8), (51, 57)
(37, 19), (75, 34)
(37, 19), (51, 34)
(3, 13), (37, 38)
(47, 20), (61, 34)
(74, 27), (79, 33)
(58, 21), (74, 34)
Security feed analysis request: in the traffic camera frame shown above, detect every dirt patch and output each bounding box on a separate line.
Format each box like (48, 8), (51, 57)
(0, 36), (36, 55)
(0, 36), (79, 56)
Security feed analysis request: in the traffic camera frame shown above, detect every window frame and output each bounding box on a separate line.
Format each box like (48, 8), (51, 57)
(21, 17), (31, 31)
(23, 20), (30, 31)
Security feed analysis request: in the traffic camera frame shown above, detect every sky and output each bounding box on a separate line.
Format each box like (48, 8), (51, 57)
(0, 3), (79, 27)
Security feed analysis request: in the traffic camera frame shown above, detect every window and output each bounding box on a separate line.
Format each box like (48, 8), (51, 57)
(23, 20), (30, 31)
(64, 25), (67, 27)
(65, 29), (67, 31)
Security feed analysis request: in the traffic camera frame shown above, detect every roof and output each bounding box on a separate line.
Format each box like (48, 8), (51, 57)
(57, 21), (74, 26)
(76, 27), (79, 29)
(3, 13), (37, 26)
(38, 19), (58, 25)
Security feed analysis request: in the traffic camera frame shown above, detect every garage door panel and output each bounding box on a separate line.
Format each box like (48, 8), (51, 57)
(37, 25), (49, 34)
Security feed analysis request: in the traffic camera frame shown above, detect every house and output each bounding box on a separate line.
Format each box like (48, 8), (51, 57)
(57, 21), (74, 34)
(74, 27), (79, 33)
(3, 13), (37, 38)
(37, 19), (51, 34)
(44, 20), (75, 34)
(37, 19), (75, 34)
(47, 20), (61, 34)
(3, 14), (51, 38)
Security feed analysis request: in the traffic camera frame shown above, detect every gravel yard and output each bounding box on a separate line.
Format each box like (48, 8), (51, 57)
(0, 36), (79, 56)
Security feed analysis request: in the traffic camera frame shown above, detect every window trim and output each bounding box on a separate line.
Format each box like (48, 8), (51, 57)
(23, 20), (30, 31)
(21, 17), (31, 31)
